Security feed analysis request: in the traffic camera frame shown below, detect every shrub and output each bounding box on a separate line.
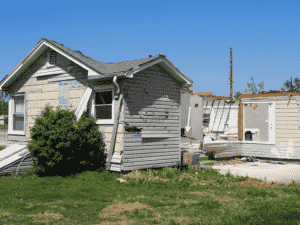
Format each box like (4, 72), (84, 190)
(27, 105), (106, 177)
(71, 109), (106, 174)
(27, 105), (78, 177)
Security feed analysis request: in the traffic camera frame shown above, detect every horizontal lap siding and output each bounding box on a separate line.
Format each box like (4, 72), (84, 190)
(203, 143), (242, 158)
(276, 99), (300, 147)
(122, 65), (181, 171)
(7, 50), (87, 150)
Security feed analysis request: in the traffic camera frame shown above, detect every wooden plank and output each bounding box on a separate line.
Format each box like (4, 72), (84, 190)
(125, 104), (179, 110)
(276, 124), (298, 129)
(27, 99), (58, 108)
(122, 161), (179, 171)
(125, 155), (179, 163)
(123, 123), (179, 127)
(125, 108), (179, 113)
(124, 140), (179, 147)
(276, 108), (298, 113)
(141, 134), (175, 138)
(124, 137), (179, 143)
(277, 113), (298, 117)
(276, 117), (298, 121)
(276, 130), (300, 135)
(125, 119), (179, 123)
(276, 121), (298, 125)
(124, 111), (180, 116)
(124, 148), (179, 155)
(27, 106), (76, 116)
(140, 127), (179, 131)
(125, 157), (179, 167)
(125, 115), (179, 120)
(27, 92), (59, 101)
(19, 83), (59, 93)
(70, 89), (85, 98)
(124, 151), (179, 159)
(140, 131), (178, 134)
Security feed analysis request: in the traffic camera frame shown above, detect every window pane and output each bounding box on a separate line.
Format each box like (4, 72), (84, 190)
(95, 105), (112, 120)
(14, 96), (24, 114)
(95, 91), (112, 105)
(13, 114), (24, 131)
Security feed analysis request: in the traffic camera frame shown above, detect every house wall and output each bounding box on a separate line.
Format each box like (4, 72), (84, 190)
(6, 49), (87, 148)
(121, 64), (181, 171)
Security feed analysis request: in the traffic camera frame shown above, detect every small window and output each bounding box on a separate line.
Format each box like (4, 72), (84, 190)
(94, 90), (113, 120)
(13, 95), (25, 131)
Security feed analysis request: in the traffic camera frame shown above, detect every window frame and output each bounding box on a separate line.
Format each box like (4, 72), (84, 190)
(8, 93), (26, 135)
(91, 86), (115, 125)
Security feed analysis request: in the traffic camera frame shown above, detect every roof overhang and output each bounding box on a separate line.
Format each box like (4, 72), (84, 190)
(1, 39), (193, 90)
(88, 56), (193, 88)
(0, 39), (101, 91)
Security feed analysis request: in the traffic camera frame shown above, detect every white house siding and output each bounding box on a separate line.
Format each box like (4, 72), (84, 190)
(6, 49), (87, 147)
(121, 65), (181, 171)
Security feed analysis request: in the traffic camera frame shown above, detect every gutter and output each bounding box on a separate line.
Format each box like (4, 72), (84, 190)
(106, 75), (124, 171)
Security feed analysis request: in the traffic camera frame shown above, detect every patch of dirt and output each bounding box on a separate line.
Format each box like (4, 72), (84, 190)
(239, 179), (291, 189)
(98, 201), (153, 220)
(27, 211), (64, 223)
(191, 191), (240, 202)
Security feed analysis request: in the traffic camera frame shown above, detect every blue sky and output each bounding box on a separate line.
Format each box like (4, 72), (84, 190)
(1, 0), (299, 100)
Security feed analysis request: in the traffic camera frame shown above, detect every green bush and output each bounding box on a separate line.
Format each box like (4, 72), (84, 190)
(27, 105), (106, 177)
(71, 109), (106, 173)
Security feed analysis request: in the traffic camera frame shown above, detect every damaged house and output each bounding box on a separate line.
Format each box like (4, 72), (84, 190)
(0, 38), (193, 175)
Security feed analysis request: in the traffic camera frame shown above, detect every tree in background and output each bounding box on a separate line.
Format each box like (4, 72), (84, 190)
(244, 76), (265, 95)
(0, 91), (8, 115)
(233, 76), (265, 100)
(281, 77), (300, 92)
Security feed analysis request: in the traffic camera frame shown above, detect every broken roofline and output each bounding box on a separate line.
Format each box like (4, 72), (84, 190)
(238, 90), (300, 100)
(237, 90), (300, 141)
(181, 89), (235, 102)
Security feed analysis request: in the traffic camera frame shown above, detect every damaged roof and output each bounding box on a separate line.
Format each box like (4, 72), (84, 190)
(44, 39), (162, 75)
(0, 38), (193, 90)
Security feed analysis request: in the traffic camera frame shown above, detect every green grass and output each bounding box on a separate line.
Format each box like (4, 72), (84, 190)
(0, 124), (8, 130)
(0, 146), (5, 151)
(0, 165), (299, 224)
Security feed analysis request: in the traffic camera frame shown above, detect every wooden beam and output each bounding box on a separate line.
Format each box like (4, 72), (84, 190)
(238, 98), (243, 141)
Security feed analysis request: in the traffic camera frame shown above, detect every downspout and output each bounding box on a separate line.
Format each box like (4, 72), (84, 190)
(106, 76), (123, 171)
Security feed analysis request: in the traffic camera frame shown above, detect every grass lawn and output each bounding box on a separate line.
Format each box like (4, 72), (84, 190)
(0, 164), (299, 225)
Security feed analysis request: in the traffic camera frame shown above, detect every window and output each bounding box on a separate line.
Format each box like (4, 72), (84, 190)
(8, 94), (25, 135)
(93, 89), (114, 124)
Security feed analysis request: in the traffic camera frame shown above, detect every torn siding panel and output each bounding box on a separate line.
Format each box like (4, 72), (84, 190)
(122, 66), (180, 171)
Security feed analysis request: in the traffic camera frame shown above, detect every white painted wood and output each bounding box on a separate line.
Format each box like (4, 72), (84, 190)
(35, 67), (66, 77)
(74, 87), (92, 122)
(269, 102), (276, 144)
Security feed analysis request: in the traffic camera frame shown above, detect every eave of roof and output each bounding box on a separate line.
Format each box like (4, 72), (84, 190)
(0, 38), (193, 90)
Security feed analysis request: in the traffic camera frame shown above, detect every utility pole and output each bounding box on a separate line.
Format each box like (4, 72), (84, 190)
(230, 48), (233, 100)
